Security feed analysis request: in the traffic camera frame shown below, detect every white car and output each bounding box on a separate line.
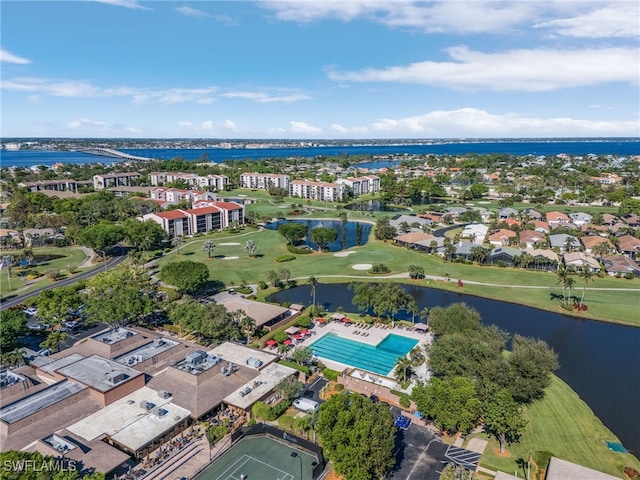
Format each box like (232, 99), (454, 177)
(24, 307), (37, 317)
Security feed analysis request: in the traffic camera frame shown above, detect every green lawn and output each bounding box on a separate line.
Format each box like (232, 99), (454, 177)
(159, 230), (640, 327)
(0, 246), (90, 299)
(476, 375), (640, 478)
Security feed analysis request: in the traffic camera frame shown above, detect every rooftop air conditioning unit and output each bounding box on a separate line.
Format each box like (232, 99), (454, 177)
(140, 400), (154, 411)
(158, 390), (171, 399)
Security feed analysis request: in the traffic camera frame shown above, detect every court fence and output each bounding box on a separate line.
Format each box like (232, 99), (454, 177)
(231, 424), (326, 479)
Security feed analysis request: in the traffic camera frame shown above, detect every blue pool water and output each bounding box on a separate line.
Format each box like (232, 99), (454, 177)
(308, 333), (419, 376)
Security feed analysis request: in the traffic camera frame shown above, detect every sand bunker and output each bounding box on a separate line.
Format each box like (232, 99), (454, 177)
(334, 251), (356, 257)
(222, 256), (239, 260)
(219, 242), (241, 246)
(352, 263), (373, 270)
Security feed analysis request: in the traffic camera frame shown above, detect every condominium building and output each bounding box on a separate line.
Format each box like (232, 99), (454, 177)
(150, 187), (217, 205)
(239, 172), (290, 190)
(337, 175), (380, 196)
(148, 171), (228, 191)
(289, 180), (344, 202)
(93, 172), (141, 190)
(139, 201), (244, 237)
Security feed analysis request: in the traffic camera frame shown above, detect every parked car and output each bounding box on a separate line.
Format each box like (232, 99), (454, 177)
(293, 397), (319, 412)
(24, 307), (37, 317)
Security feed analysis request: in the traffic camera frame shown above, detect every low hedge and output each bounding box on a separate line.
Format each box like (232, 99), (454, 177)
(322, 368), (340, 381)
(287, 245), (313, 254)
(391, 389), (411, 408)
(278, 360), (311, 376)
(275, 255), (296, 263)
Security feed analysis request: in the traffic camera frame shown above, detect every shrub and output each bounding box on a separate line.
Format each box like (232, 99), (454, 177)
(278, 360), (311, 376)
(322, 368), (340, 381)
(369, 263), (391, 274)
(392, 389), (411, 408)
(258, 281), (268, 290)
(275, 254), (296, 263)
(45, 269), (62, 280)
(624, 467), (639, 479)
(334, 383), (345, 392)
(287, 245), (313, 254)
(296, 316), (312, 328)
(206, 425), (228, 445)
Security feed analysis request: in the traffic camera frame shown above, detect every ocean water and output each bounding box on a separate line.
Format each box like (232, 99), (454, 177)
(1, 139), (638, 168)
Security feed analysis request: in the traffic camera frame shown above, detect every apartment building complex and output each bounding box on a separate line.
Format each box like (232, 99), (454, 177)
(337, 175), (380, 195)
(289, 180), (344, 202)
(239, 172), (290, 190)
(148, 171), (228, 191)
(150, 187), (217, 205)
(93, 172), (141, 190)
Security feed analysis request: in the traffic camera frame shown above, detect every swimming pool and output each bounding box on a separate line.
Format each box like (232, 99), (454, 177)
(308, 333), (419, 376)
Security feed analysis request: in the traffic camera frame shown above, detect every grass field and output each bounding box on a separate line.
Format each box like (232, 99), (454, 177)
(193, 435), (317, 480)
(476, 375), (640, 478)
(0, 246), (89, 299)
(159, 229), (640, 327)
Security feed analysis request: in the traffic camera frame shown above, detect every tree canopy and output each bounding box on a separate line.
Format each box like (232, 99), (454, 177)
(122, 218), (165, 251)
(316, 393), (396, 480)
(159, 260), (210, 294)
(0, 309), (27, 351)
(428, 303), (482, 336)
(350, 283), (415, 321)
(77, 223), (124, 252)
(277, 222), (307, 245)
(483, 389), (527, 453)
(310, 227), (337, 251)
(507, 335), (559, 403)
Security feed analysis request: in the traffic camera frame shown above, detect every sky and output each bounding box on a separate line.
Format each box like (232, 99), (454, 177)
(1, 0), (639, 139)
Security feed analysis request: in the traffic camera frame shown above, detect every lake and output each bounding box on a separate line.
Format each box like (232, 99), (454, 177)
(264, 219), (372, 251)
(267, 283), (640, 456)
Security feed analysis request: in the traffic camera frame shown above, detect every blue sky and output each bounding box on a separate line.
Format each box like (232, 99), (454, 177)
(1, 0), (639, 139)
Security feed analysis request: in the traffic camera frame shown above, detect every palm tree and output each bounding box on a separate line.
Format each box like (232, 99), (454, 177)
(578, 264), (595, 308)
(244, 240), (258, 257)
(308, 276), (318, 317)
(565, 276), (576, 307)
(394, 357), (413, 384)
(239, 315), (257, 345)
(202, 240), (215, 259)
(277, 344), (290, 358)
(555, 266), (568, 306)
(2, 255), (16, 290)
(2, 348), (26, 367)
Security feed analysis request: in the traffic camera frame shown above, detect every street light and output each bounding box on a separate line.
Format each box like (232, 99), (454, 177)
(291, 451), (302, 480)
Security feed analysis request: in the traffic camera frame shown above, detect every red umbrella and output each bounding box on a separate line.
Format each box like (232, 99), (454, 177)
(293, 333), (303, 339)
(283, 339), (293, 346)
(266, 339), (277, 346)
(342, 317), (351, 323)
(316, 318), (326, 323)
(300, 329), (310, 335)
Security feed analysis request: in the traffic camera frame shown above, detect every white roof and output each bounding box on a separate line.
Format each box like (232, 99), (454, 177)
(545, 457), (621, 480)
(67, 386), (190, 452)
(223, 363), (297, 410)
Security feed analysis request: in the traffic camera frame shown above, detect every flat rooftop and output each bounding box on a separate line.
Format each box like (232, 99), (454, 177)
(67, 386), (191, 452)
(172, 350), (225, 375)
(115, 337), (179, 367)
(0, 369), (26, 389)
(38, 353), (84, 376)
(223, 362), (297, 410)
(92, 327), (138, 345)
(0, 380), (86, 425)
(57, 355), (143, 392)
(214, 294), (290, 327)
(209, 342), (278, 370)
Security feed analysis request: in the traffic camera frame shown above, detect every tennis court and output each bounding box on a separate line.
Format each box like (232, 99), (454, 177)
(193, 435), (317, 480)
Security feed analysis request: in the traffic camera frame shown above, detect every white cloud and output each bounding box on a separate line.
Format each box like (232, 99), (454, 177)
(289, 121), (322, 134)
(535, 4), (640, 38)
(358, 108), (640, 137)
(94, 0), (151, 10)
(224, 90), (311, 103)
(179, 119), (239, 135)
(175, 6), (209, 18)
(327, 46), (639, 91)
(67, 117), (141, 135)
(331, 124), (349, 133)
(1, 49), (31, 64)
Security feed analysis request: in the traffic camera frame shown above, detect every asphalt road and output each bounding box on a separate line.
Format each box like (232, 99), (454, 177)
(0, 245), (128, 310)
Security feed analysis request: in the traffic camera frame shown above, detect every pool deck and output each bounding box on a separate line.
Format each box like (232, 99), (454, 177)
(277, 321), (433, 383)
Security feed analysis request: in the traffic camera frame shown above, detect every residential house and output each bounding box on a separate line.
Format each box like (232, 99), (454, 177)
(417, 211), (445, 224)
(522, 208), (543, 221)
(445, 206), (468, 218)
(0, 229), (22, 249)
(590, 173), (623, 185)
(393, 232), (439, 252)
(498, 207), (518, 220)
(563, 252), (601, 272)
(601, 255), (640, 277)
(289, 180), (344, 202)
(461, 224), (488, 245)
(617, 234), (640, 260)
(532, 220), (550, 233)
(488, 229), (517, 247)
(453, 242), (477, 261)
(545, 211), (570, 228)
(487, 246), (521, 266)
(389, 214), (431, 233)
(528, 249), (559, 271)
(620, 213), (640, 227)
(93, 172), (141, 190)
(601, 213), (618, 226)
(549, 233), (580, 252)
(503, 218), (521, 229)
(568, 212), (593, 226)
(239, 173), (290, 190)
(519, 230), (547, 249)
(580, 235), (613, 254)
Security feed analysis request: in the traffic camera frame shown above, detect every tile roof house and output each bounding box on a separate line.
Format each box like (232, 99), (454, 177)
(601, 255), (640, 277)
(563, 252), (601, 272)
(488, 229), (517, 246)
(546, 211), (570, 227)
(580, 235), (614, 254)
(616, 234), (640, 260)
(519, 230), (547, 249)
(487, 246), (522, 266)
(568, 212), (593, 226)
(549, 233), (580, 252)
(532, 220), (550, 233)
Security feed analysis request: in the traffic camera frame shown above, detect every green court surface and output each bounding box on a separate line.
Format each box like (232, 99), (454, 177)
(194, 436), (317, 480)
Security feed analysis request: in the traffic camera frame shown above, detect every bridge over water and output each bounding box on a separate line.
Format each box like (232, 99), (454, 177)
(78, 147), (152, 162)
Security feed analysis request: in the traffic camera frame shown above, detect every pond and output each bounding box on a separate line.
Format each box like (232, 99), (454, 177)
(264, 219), (372, 251)
(267, 283), (640, 455)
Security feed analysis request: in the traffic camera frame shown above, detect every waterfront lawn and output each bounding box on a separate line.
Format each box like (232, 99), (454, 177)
(0, 246), (88, 298)
(477, 375), (640, 478)
(159, 233), (640, 326)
